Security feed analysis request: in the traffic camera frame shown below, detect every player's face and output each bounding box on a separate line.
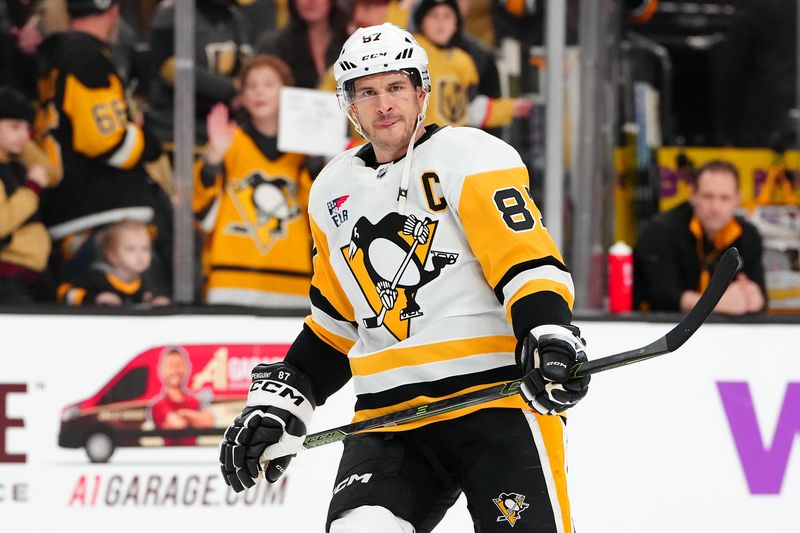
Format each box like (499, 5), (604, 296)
(0, 119), (31, 156)
(691, 170), (740, 236)
(161, 352), (188, 388)
(351, 71), (425, 161)
(107, 227), (152, 277)
(420, 5), (458, 46)
(294, 0), (330, 24)
(241, 65), (283, 122)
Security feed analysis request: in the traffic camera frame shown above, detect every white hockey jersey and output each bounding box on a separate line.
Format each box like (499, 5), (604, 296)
(305, 125), (574, 428)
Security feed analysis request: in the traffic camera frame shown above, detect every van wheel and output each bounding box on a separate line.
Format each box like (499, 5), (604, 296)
(85, 432), (115, 463)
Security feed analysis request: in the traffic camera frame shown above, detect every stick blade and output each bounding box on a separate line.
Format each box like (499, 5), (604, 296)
(664, 246), (740, 352)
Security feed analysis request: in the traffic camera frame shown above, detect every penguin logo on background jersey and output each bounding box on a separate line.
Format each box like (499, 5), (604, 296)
(437, 77), (469, 125)
(341, 212), (458, 341)
(225, 171), (301, 254)
(493, 492), (530, 527)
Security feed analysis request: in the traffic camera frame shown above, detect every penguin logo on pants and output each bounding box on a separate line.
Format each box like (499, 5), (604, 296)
(341, 212), (458, 341)
(225, 171), (301, 255)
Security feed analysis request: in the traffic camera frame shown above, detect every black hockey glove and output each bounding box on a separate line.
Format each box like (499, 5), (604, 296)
(219, 362), (315, 492)
(516, 325), (590, 415)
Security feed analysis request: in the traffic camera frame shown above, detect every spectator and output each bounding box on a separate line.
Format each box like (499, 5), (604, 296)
(148, 0), (254, 146)
(57, 219), (170, 306)
(255, 0), (349, 89)
(634, 160), (766, 315)
(150, 346), (214, 446)
(451, 0), (504, 136)
(0, 86), (51, 304)
(194, 56), (313, 308)
(37, 0), (170, 286)
(412, 0), (531, 128)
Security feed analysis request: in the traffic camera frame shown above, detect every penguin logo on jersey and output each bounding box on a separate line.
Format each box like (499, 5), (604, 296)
(341, 213), (458, 341)
(437, 77), (469, 125)
(225, 171), (301, 254)
(493, 492), (530, 527)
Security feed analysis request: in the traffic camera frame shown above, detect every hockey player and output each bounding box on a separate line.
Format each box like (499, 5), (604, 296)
(219, 23), (590, 532)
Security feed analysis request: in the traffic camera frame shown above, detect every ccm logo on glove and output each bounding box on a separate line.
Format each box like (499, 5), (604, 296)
(249, 379), (308, 407)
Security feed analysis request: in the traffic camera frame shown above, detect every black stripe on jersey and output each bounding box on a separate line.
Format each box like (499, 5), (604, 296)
(210, 265), (312, 278)
(353, 365), (522, 413)
(284, 324), (352, 406)
(310, 285), (358, 328)
(493, 257), (569, 303)
(509, 291), (572, 340)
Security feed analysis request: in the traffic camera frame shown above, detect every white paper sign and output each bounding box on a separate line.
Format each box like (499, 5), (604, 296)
(278, 87), (348, 157)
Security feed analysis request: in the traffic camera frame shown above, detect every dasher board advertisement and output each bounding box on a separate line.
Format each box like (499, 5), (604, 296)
(0, 314), (798, 531)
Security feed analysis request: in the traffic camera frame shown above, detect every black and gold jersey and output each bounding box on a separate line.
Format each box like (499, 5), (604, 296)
(57, 263), (155, 306)
(36, 31), (162, 239)
(415, 34), (514, 129)
(194, 124), (313, 307)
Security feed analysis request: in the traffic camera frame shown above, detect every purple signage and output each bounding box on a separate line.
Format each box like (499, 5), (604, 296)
(718, 382), (800, 495)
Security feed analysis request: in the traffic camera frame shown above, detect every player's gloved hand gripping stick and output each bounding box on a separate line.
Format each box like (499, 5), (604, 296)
(298, 247), (740, 450)
(221, 247), (739, 491)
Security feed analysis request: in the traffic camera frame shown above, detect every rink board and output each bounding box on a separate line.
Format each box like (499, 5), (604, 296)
(0, 314), (797, 531)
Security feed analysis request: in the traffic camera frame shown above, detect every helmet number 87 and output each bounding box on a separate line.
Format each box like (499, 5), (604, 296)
(362, 32), (382, 43)
(493, 187), (537, 232)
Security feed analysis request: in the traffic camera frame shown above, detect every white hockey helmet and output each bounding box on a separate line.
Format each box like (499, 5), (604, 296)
(334, 23), (431, 136)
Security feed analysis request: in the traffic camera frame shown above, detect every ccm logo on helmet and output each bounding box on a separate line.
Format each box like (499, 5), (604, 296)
(250, 379), (306, 406)
(362, 52), (388, 60)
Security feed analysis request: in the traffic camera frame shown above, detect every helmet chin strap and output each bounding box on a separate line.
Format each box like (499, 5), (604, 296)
(397, 93), (429, 215)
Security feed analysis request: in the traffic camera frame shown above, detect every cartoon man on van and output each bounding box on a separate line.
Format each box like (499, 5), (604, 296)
(150, 347), (214, 445)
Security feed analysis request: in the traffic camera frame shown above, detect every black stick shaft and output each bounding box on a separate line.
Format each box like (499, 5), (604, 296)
(300, 247), (740, 452)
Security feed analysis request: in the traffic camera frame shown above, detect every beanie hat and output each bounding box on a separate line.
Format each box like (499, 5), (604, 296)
(413, 0), (462, 32)
(0, 87), (35, 124)
(67, 0), (118, 17)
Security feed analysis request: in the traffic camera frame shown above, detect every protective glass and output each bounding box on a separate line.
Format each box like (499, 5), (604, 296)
(342, 71), (421, 109)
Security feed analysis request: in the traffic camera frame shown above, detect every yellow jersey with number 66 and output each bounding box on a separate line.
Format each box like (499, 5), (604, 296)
(304, 124), (575, 428)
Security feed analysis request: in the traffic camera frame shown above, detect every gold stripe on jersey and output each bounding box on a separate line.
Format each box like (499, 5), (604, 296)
(533, 412), (572, 532)
(458, 166), (567, 288)
(305, 316), (356, 355)
(309, 215), (356, 323)
(505, 279), (575, 322)
(352, 381), (530, 430)
(350, 335), (516, 376)
(107, 123), (145, 170)
(206, 269), (311, 295)
(61, 73), (142, 159)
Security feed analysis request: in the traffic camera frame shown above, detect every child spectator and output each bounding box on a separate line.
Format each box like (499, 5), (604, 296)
(194, 55), (313, 308)
(0, 86), (51, 304)
(57, 219), (170, 306)
(413, 0), (532, 128)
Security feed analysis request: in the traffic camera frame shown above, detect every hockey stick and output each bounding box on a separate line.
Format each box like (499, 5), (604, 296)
(295, 247), (740, 452)
(363, 217), (431, 329)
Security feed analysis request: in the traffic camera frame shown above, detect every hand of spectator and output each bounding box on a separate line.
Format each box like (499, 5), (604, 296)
(736, 273), (765, 313)
(149, 295), (171, 306)
(714, 280), (750, 315)
(204, 103), (235, 165)
(95, 292), (123, 306)
(27, 165), (50, 188)
(13, 16), (42, 55)
(511, 97), (534, 118)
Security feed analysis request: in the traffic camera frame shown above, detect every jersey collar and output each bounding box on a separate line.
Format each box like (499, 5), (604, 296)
(355, 124), (444, 169)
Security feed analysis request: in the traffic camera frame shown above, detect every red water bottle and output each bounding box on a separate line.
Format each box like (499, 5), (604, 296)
(608, 241), (633, 313)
